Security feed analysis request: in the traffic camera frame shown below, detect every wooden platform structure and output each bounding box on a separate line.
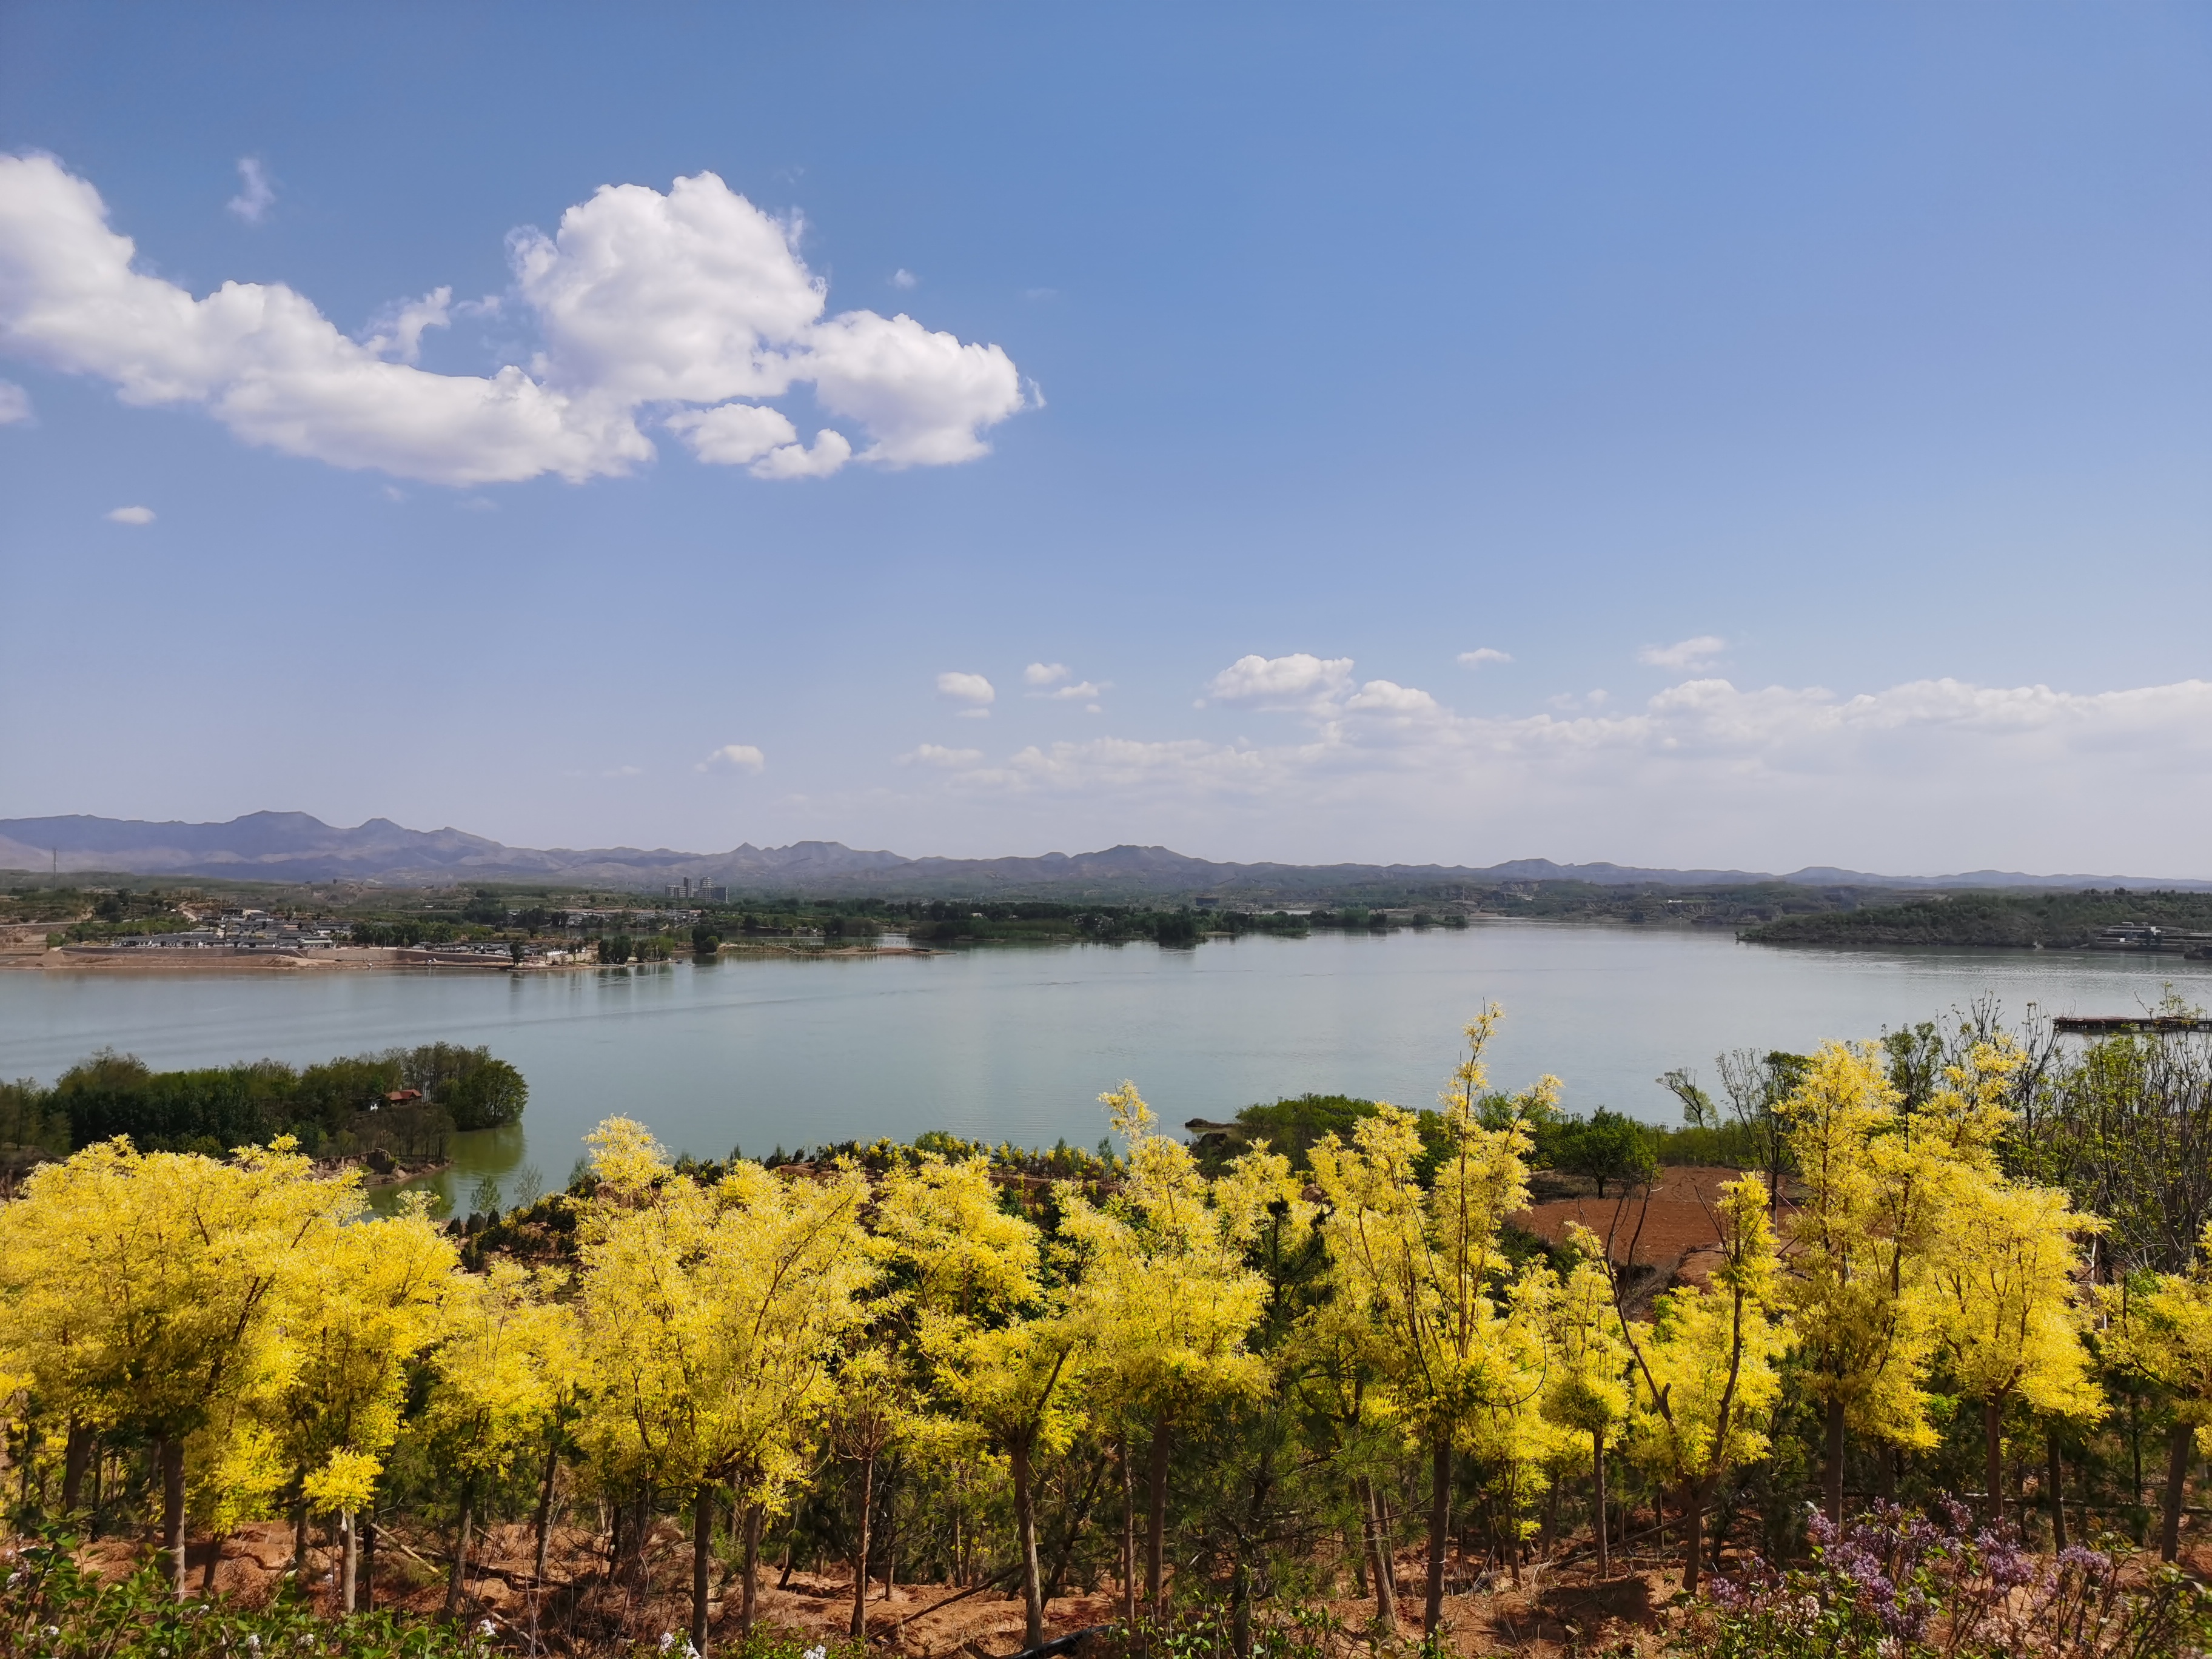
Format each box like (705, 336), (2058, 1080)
(2052, 1014), (2212, 1036)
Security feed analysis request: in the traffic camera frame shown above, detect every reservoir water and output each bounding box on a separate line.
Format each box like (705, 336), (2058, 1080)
(3, 925), (2199, 1208)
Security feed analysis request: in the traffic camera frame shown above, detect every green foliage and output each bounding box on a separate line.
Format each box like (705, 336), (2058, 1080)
(1744, 888), (2212, 948)
(1541, 1107), (1659, 1196)
(16, 1044), (524, 1154)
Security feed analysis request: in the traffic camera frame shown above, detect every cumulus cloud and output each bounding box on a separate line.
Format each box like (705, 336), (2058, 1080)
(699, 743), (765, 772)
(226, 158), (275, 225)
(0, 154), (1026, 488)
(0, 378), (29, 423)
(1025, 662), (1068, 687)
(105, 505), (154, 525)
(899, 743), (982, 767)
(1637, 635), (1726, 670)
(1044, 681), (1102, 702)
(1199, 652), (1355, 710)
(1458, 648), (1512, 668)
(936, 671), (995, 705)
(891, 268), (917, 289)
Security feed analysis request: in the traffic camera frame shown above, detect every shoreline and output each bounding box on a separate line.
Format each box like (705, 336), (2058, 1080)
(0, 942), (943, 974)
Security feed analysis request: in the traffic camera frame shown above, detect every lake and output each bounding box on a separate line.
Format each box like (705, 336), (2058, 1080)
(4, 925), (2199, 1208)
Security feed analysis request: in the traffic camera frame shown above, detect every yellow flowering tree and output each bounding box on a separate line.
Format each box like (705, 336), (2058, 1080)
(1536, 1224), (1632, 1575)
(422, 1259), (575, 1617)
(1309, 1011), (1554, 1633)
(2103, 1221), (2212, 1559)
(575, 1116), (877, 1655)
(880, 1148), (1077, 1648)
(269, 1196), (457, 1610)
(0, 1136), (354, 1595)
(1928, 1177), (2104, 1524)
(1620, 1176), (1788, 1592)
(1060, 1082), (1272, 1617)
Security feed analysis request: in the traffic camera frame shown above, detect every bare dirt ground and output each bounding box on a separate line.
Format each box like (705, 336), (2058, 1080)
(61, 1517), (1708, 1657)
(51, 1515), (2212, 1658)
(1512, 1167), (1789, 1292)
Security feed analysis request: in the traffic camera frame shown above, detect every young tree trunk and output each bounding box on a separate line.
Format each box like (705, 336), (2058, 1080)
(1229, 1550), (1252, 1659)
(740, 1503), (761, 1636)
(61, 1419), (93, 1515)
(533, 1444), (560, 1584)
(1362, 1478), (1397, 1630)
(1119, 1438), (1136, 1626)
(1823, 1396), (1847, 1527)
(202, 1530), (225, 1595)
(2160, 1419), (2194, 1562)
(691, 1483), (714, 1658)
(1592, 1432), (1610, 1578)
(850, 1453), (876, 1640)
(1010, 1439), (1046, 1649)
(340, 1511), (357, 1614)
(159, 1435), (187, 1600)
(1877, 1444), (1896, 1503)
(1423, 1435), (1451, 1635)
(1146, 1415), (1171, 1617)
(293, 1496), (310, 1574)
(361, 1509), (377, 1614)
(2047, 1426), (2068, 1552)
(1680, 1481), (1709, 1595)
(1983, 1399), (2005, 1527)
(445, 1476), (477, 1617)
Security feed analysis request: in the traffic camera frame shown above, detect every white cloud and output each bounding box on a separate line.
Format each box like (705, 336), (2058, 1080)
(105, 504), (154, 525)
(936, 671), (995, 705)
(903, 654), (2212, 873)
(1637, 634), (1726, 670)
(891, 268), (917, 289)
(1458, 648), (1512, 668)
(1200, 652), (1355, 711)
(0, 155), (1025, 488)
(0, 378), (30, 423)
(699, 743), (766, 772)
(1044, 681), (1102, 702)
(603, 764), (644, 778)
(899, 743), (981, 767)
(361, 287), (452, 364)
(226, 158), (275, 225)
(1344, 679), (1439, 715)
(1024, 662), (1069, 687)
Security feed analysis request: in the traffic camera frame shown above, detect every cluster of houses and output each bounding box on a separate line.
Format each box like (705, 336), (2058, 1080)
(96, 909), (345, 954)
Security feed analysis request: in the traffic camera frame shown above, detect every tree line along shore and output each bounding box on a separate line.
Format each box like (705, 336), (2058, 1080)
(21, 876), (2212, 964)
(5, 1004), (2212, 1658)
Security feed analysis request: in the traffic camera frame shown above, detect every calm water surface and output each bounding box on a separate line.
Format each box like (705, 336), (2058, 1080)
(2, 925), (2197, 1207)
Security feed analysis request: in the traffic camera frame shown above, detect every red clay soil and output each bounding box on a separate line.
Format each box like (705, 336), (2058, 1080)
(62, 1520), (1691, 1657)
(1511, 1167), (1789, 1292)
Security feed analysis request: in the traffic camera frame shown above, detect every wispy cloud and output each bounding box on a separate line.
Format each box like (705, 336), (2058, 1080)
(105, 505), (155, 525)
(891, 268), (918, 289)
(226, 158), (275, 225)
(1637, 635), (1726, 670)
(1457, 648), (1512, 668)
(899, 743), (982, 767)
(899, 651), (2212, 873)
(0, 380), (31, 424)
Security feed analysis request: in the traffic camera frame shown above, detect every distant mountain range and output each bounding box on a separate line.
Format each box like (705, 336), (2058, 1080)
(3, 812), (2207, 897)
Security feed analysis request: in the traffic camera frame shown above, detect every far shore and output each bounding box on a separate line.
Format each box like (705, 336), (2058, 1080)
(0, 941), (940, 973)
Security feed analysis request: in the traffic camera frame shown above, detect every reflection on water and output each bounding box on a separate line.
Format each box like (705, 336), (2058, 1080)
(4, 926), (2200, 1213)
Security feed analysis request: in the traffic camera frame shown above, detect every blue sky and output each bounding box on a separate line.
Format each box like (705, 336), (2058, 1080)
(2, 4), (2208, 874)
